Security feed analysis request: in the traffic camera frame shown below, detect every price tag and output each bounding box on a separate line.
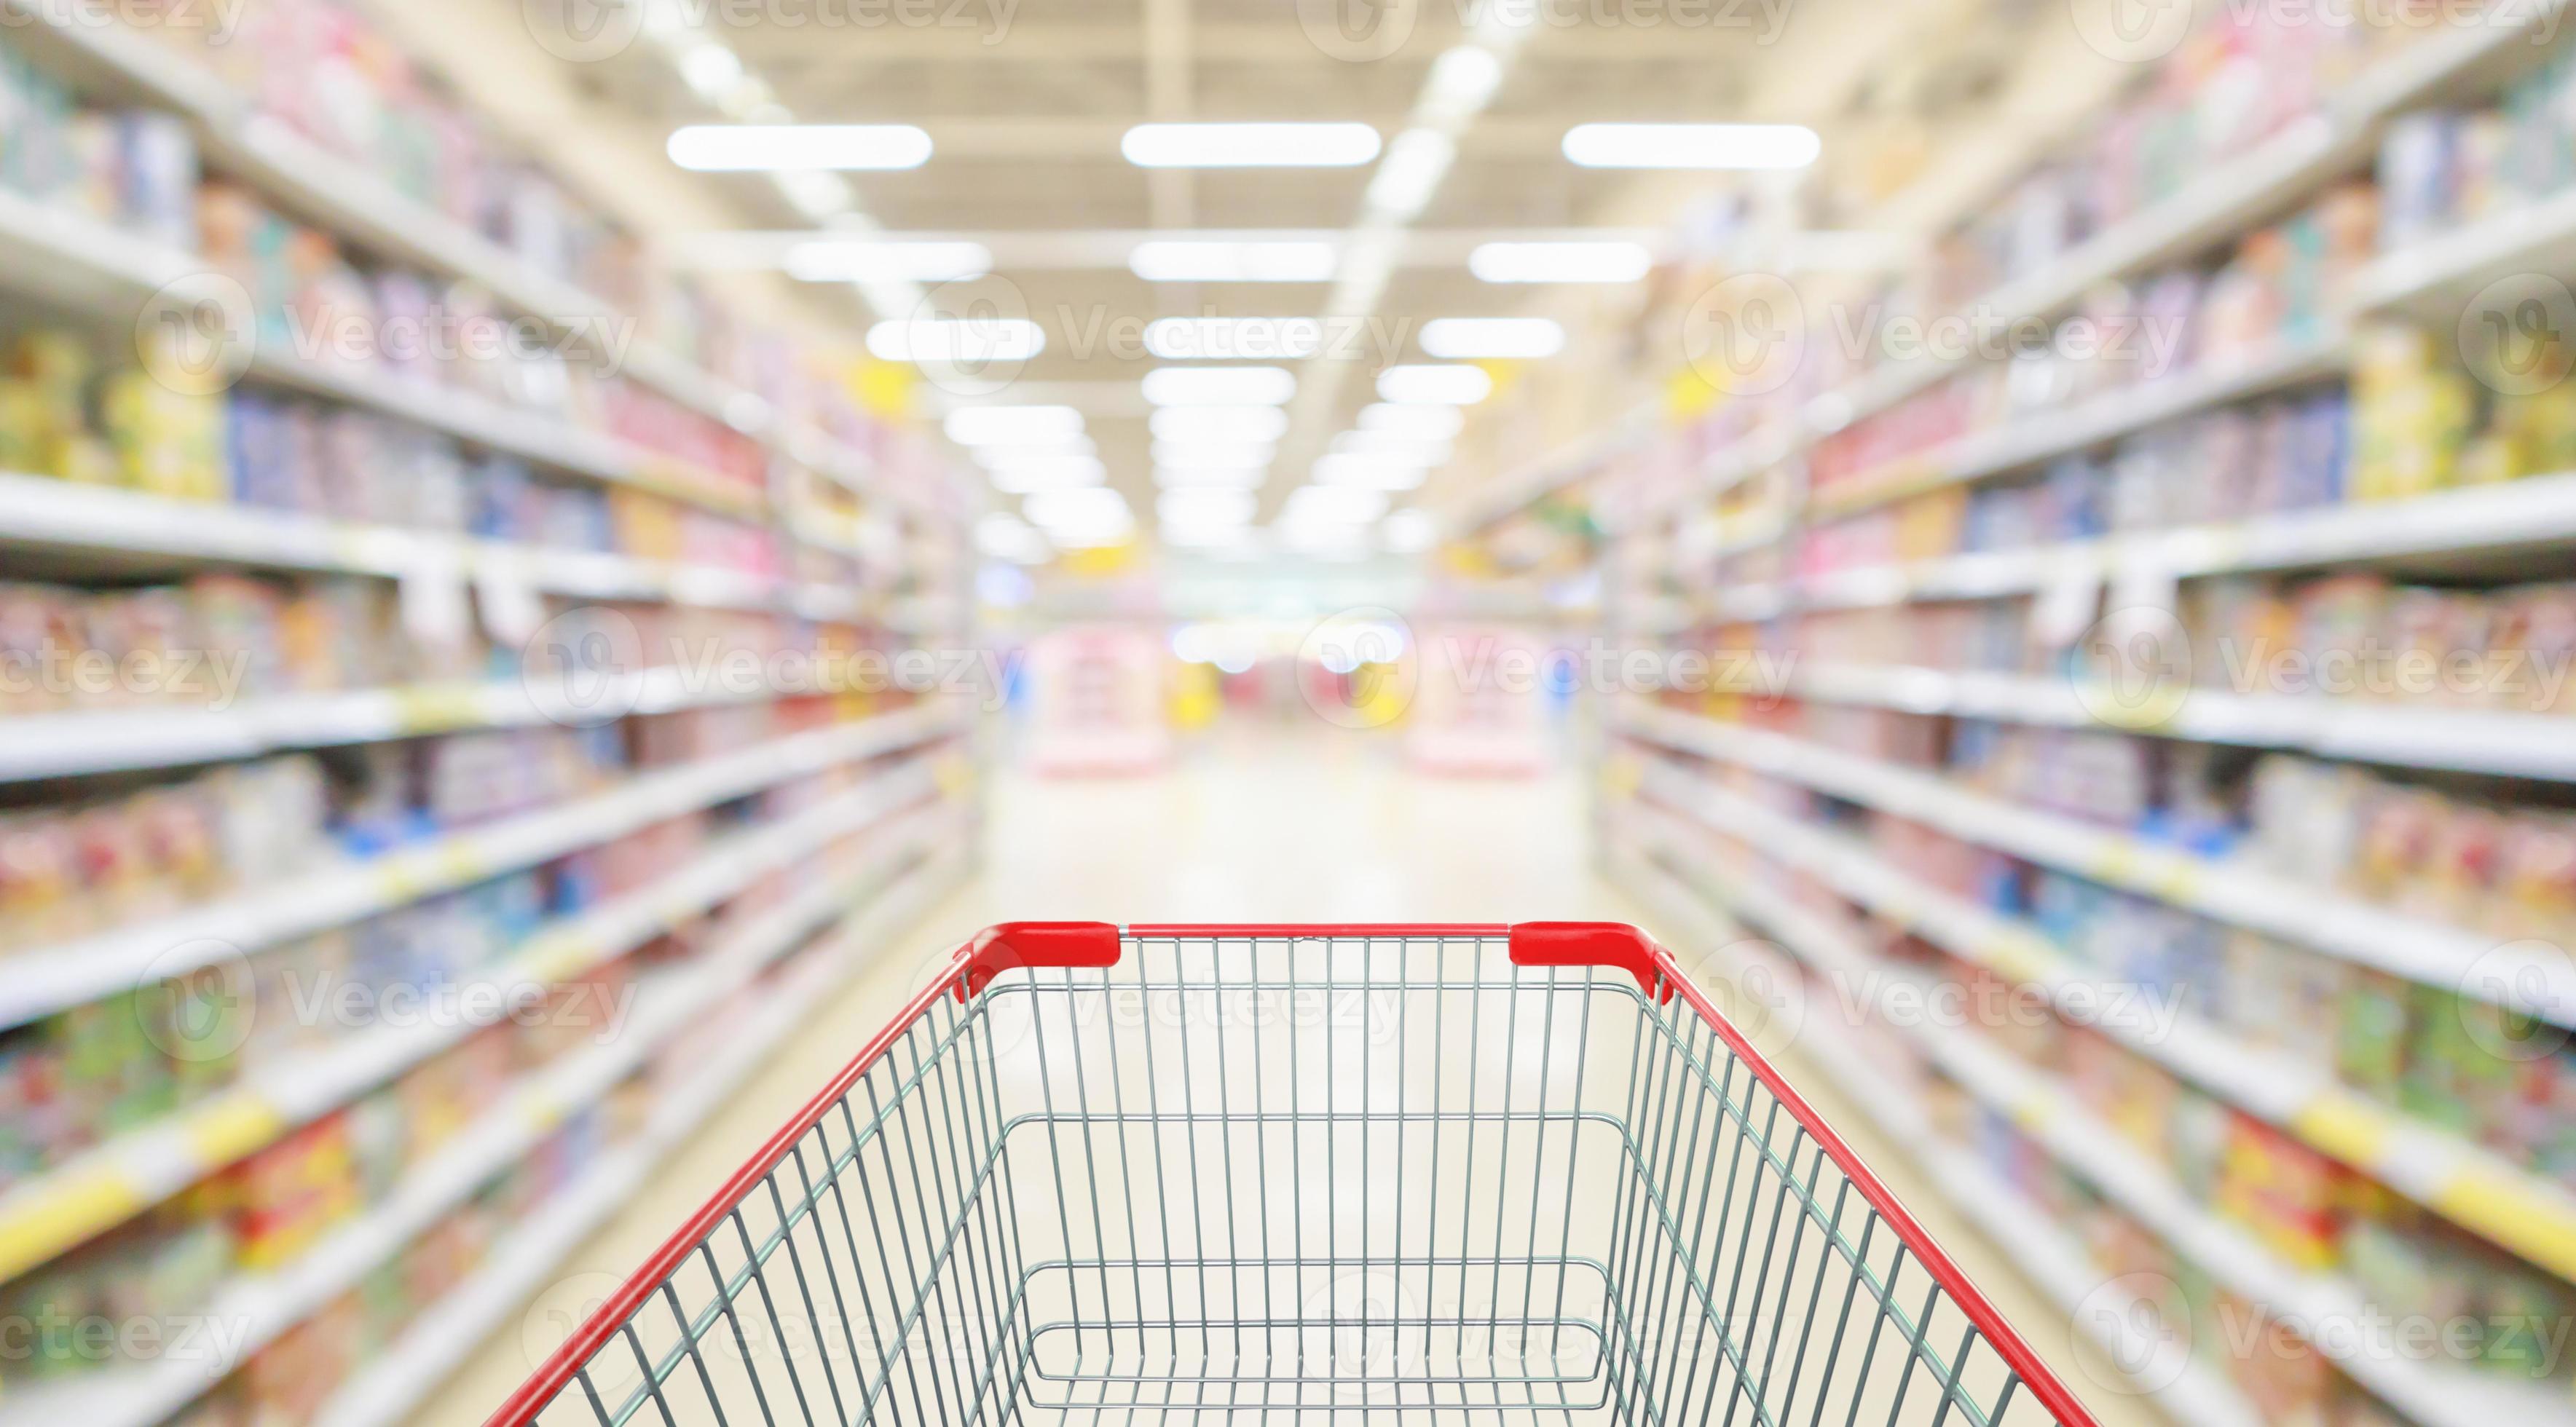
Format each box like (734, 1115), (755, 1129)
(398, 542), (473, 651)
(2028, 550), (2102, 651)
(476, 561), (547, 648)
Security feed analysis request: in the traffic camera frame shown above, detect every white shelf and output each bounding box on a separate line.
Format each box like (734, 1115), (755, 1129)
(1706, 473), (2576, 618)
(1612, 830), (2576, 1427)
(1786, 661), (2576, 783)
(1811, 336), (2352, 518)
(0, 473), (876, 619)
(1628, 754), (2576, 1285)
(1652, 12), (2555, 523)
(1446, 401), (1656, 536)
(0, 189), (768, 522)
(0, 666), (778, 784)
(0, 0), (936, 515)
(0, 765), (942, 1285)
(0, 819), (967, 1427)
(1609, 848), (2264, 1427)
(307, 840), (971, 1427)
(1612, 702), (2576, 1028)
(0, 703), (964, 1032)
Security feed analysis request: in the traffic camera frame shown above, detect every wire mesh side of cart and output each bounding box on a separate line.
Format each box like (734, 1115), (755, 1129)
(496, 924), (2095, 1426)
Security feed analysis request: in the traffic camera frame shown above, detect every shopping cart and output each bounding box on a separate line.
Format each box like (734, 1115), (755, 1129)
(491, 922), (2100, 1426)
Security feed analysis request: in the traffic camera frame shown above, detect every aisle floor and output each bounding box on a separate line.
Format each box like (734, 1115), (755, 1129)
(413, 730), (2161, 1427)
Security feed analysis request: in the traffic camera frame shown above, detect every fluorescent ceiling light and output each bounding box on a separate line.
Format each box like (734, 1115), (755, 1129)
(944, 406), (1084, 446)
(1151, 440), (1274, 469)
(1366, 130), (1455, 218)
(1283, 486), (1390, 525)
(1278, 521), (1372, 554)
(1420, 317), (1564, 359)
(669, 124), (934, 172)
(786, 241), (991, 283)
(678, 44), (744, 101)
(1561, 122), (1820, 170)
(988, 457), (1108, 494)
(974, 513), (1052, 564)
(867, 318), (1046, 363)
(1157, 489), (1257, 525)
(1023, 487), (1133, 534)
(1154, 466), (1268, 489)
(1469, 240), (1653, 284)
(1144, 317), (1324, 360)
(1376, 364), (1493, 406)
(1330, 432), (1452, 465)
(1165, 523), (1258, 549)
(1130, 240), (1337, 283)
(1424, 45), (1505, 116)
(1143, 366), (1297, 407)
(775, 170), (854, 220)
(1383, 510), (1438, 553)
(1312, 455), (1427, 491)
(1122, 122), (1381, 168)
(1358, 403), (1465, 439)
(971, 436), (1097, 467)
(1151, 406), (1291, 443)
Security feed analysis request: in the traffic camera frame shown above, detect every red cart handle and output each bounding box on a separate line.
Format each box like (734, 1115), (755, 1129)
(1508, 921), (1671, 1001)
(952, 920), (1121, 999)
(966, 921), (1671, 1000)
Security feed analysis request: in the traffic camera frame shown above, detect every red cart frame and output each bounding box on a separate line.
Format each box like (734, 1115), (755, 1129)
(492, 922), (2100, 1425)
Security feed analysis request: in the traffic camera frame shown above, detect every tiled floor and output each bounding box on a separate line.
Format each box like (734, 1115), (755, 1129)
(416, 730), (2162, 1426)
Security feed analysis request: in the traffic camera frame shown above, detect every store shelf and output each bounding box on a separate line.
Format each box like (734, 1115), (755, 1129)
(1613, 823), (2576, 1427)
(1706, 473), (2576, 620)
(1448, 401), (1655, 535)
(306, 836), (969, 1427)
(1784, 661), (2576, 783)
(0, 667), (773, 785)
(0, 703), (964, 1032)
(0, 473), (873, 620)
(2350, 171), (2576, 314)
(1630, 754), (2576, 1284)
(0, 813), (967, 1427)
(0, 0), (935, 514)
(1612, 701), (2576, 1027)
(1611, 847), (2265, 1427)
(0, 763), (941, 1284)
(1811, 336), (2352, 518)
(1646, 13), (2556, 526)
(0, 189), (767, 523)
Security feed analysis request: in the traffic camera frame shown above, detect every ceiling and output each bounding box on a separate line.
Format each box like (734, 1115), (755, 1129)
(395, 0), (2131, 547)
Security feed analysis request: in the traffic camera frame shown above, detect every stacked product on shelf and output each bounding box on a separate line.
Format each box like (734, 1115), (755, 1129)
(0, 3), (980, 1423)
(1547, 6), (2576, 1424)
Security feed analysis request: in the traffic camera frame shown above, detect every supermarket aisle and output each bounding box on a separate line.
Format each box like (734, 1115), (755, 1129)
(414, 732), (2159, 1427)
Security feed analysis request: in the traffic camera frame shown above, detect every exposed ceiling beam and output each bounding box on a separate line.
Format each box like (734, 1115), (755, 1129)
(662, 226), (1685, 269)
(727, 21), (1771, 63)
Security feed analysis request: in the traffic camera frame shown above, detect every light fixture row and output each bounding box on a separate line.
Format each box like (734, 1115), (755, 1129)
(672, 122), (1820, 173)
